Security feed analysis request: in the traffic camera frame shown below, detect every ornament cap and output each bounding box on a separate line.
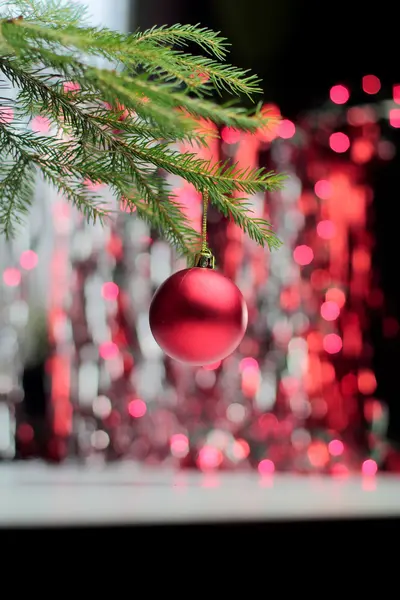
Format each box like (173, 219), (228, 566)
(194, 249), (215, 269)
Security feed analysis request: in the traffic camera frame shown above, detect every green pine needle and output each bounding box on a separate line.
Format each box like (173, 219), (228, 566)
(0, 0), (284, 253)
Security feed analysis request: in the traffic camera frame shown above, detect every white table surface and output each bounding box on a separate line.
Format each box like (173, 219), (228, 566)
(1, 462), (400, 527)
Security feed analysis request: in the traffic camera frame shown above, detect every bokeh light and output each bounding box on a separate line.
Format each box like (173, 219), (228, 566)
(20, 250), (38, 271)
(329, 132), (350, 153)
(128, 398), (147, 418)
(330, 84), (350, 104)
(293, 245), (314, 266)
(278, 119), (296, 139)
(362, 75), (381, 94)
(323, 334), (343, 354)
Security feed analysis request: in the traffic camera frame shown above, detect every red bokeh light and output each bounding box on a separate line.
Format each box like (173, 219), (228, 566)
(341, 373), (358, 395)
(347, 106), (376, 126)
(323, 333), (343, 354)
(258, 459), (275, 475)
(357, 370), (377, 395)
(2, 268), (21, 287)
(331, 464), (350, 477)
(394, 84), (400, 104)
(351, 138), (374, 164)
(317, 220), (336, 239)
(328, 439), (344, 456)
(320, 301), (340, 321)
(102, 282), (119, 301)
(257, 103), (281, 142)
(364, 399), (384, 422)
(352, 248), (371, 273)
(128, 398), (147, 418)
(362, 75), (381, 95)
(277, 119), (296, 139)
(310, 269), (331, 290)
(221, 127), (241, 144)
(330, 84), (350, 105)
(293, 245), (314, 266)
(329, 132), (350, 153)
(308, 441), (330, 467)
(314, 179), (332, 199)
(20, 250), (38, 270)
(17, 423), (34, 444)
(362, 459), (378, 476)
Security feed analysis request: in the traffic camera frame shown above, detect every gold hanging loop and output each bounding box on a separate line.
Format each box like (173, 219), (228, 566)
(194, 189), (215, 269)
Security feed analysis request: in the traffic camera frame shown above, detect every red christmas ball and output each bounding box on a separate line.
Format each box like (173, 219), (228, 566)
(149, 267), (248, 365)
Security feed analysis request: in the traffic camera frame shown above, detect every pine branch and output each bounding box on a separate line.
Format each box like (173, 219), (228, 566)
(0, 156), (35, 237)
(131, 24), (229, 60)
(208, 188), (283, 250)
(0, 0), (285, 253)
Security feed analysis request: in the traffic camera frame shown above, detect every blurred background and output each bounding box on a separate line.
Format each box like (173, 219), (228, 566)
(1, 0), (400, 475)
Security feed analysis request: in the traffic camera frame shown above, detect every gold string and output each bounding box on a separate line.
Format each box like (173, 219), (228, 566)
(194, 189), (214, 268)
(201, 189), (209, 252)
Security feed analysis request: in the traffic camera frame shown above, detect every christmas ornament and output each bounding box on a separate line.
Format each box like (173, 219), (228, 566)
(149, 191), (248, 365)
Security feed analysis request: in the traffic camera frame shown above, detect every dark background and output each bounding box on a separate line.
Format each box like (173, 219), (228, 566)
(134, 0), (398, 116)
(133, 0), (400, 445)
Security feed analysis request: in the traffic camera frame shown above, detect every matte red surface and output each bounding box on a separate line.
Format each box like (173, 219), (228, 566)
(149, 267), (248, 365)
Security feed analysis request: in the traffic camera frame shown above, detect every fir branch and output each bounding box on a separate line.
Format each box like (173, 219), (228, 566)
(208, 189), (283, 250)
(134, 197), (201, 257)
(0, 0), (284, 253)
(90, 69), (270, 132)
(0, 156), (35, 237)
(133, 24), (229, 60)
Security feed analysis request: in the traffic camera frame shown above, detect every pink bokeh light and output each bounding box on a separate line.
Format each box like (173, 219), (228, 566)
(330, 84), (350, 105)
(102, 282), (119, 301)
(328, 439), (344, 456)
(2, 268), (21, 287)
(63, 81), (81, 94)
(239, 357), (259, 372)
(393, 84), (400, 104)
(31, 115), (51, 133)
(20, 250), (38, 271)
(323, 333), (343, 354)
(314, 179), (332, 200)
(362, 459), (378, 476)
(197, 446), (223, 470)
(293, 245), (314, 266)
(389, 109), (400, 128)
(320, 301), (340, 321)
(99, 341), (119, 360)
(329, 132), (350, 153)
(128, 398), (147, 418)
(170, 434), (189, 457)
(0, 106), (14, 124)
(258, 459), (275, 475)
(317, 220), (336, 239)
(221, 127), (241, 144)
(277, 119), (295, 139)
(84, 178), (105, 192)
